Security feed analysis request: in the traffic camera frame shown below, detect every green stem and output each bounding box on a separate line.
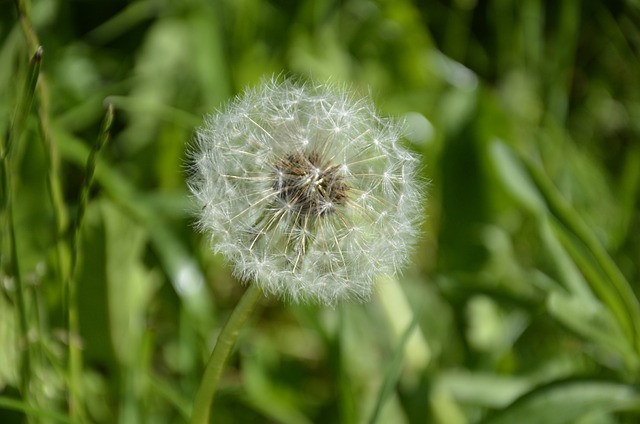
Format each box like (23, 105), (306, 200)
(190, 284), (262, 424)
(65, 104), (114, 420)
(369, 314), (419, 424)
(37, 75), (70, 286)
(15, 0), (39, 54)
(1, 44), (41, 406)
(15, 0), (69, 286)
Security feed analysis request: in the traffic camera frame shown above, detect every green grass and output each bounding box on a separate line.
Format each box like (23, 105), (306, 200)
(2, 0), (640, 423)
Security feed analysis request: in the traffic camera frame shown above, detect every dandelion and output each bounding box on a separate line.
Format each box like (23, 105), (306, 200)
(189, 77), (423, 305)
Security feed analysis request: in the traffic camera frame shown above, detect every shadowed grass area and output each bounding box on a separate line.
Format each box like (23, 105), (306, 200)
(2, 0), (640, 423)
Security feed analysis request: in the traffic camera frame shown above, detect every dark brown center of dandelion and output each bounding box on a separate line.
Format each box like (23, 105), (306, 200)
(272, 150), (348, 217)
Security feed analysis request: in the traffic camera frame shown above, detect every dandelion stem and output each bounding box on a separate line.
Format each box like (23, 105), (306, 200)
(190, 284), (262, 424)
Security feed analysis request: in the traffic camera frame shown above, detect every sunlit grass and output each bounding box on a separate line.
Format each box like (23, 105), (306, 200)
(2, 0), (640, 423)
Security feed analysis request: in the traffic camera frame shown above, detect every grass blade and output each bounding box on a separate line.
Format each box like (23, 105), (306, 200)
(0, 396), (78, 424)
(1, 45), (42, 403)
(65, 103), (114, 420)
(368, 313), (419, 424)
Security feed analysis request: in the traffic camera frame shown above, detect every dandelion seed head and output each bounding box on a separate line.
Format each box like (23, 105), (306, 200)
(189, 77), (424, 305)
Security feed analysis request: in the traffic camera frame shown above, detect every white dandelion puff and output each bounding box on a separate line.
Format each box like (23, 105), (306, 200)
(189, 77), (424, 306)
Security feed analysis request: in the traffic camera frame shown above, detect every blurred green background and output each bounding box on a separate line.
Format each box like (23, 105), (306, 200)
(2, 0), (640, 423)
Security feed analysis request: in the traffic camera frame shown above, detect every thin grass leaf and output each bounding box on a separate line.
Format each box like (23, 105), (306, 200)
(520, 151), (640, 355)
(491, 139), (640, 362)
(53, 126), (213, 328)
(545, 0), (580, 122)
(537, 216), (593, 301)
(65, 103), (114, 421)
(36, 68), (70, 293)
(0, 396), (78, 424)
(549, 218), (639, 367)
(547, 290), (639, 373)
(86, 0), (159, 44)
(6, 46), (41, 155)
(612, 145), (640, 248)
(104, 95), (200, 129)
(145, 372), (192, 422)
(337, 308), (357, 424)
(15, 0), (39, 54)
(368, 313), (419, 424)
(480, 379), (640, 424)
(1, 45), (41, 399)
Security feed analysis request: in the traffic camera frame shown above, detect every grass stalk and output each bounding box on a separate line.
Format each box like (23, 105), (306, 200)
(65, 104), (114, 420)
(15, 0), (39, 54)
(36, 76), (70, 286)
(190, 284), (262, 424)
(14, 0), (69, 275)
(1, 45), (42, 405)
(368, 315), (419, 424)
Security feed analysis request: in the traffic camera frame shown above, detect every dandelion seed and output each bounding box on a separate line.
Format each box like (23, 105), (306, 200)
(189, 77), (424, 305)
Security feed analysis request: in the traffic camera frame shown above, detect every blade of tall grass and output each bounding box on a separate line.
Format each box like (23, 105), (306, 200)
(0, 396), (78, 424)
(104, 95), (201, 128)
(55, 80), (131, 133)
(537, 216), (593, 301)
(1, 45), (41, 402)
(36, 73), (70, 298)
(14, 0), (70, 311)
(7, 46), (40, 145)
(337, 308), (356, 424)
(65, 103), (114, 421)
(15, 0), (39, 55)
(53, 126), (213, 329)
(86, 0), (159, 44)
(545, 0), (580, 123)
(521, 0), (543, 71)
(613, 145), (640, 249)
(480, 379), (640, 424)
(491, 140), (640, 359)
(376, 277), (431, 374)
(547, 290), (638, 373)
(521, 152), (640, 355)
(145, 372), (191, 421)
(368, 313), (419, 424)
